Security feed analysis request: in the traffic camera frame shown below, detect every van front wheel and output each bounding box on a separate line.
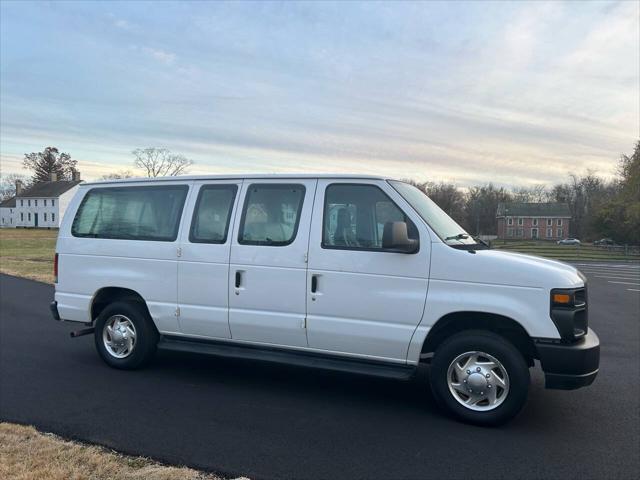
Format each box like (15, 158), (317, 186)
(94, 301), (158, 369)
(429, 330), (529, 426)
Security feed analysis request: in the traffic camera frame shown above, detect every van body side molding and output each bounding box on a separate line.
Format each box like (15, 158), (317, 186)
(158, 335), (417, 380)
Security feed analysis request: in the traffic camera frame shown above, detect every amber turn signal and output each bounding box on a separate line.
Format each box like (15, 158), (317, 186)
(552, 293), (571, 304)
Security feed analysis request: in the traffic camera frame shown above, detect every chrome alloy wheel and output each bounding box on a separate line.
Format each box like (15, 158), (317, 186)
(102, 315), (137, 359)
(447, 351), (510, 411)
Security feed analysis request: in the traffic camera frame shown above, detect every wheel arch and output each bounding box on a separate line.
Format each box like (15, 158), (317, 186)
(421, 311), (536, 366)
(90, 287), (153, 325)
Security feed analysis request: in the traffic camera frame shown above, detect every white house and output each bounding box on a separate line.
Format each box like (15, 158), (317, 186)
(0, 196), (16, 227)
(3, 171), (82, 228)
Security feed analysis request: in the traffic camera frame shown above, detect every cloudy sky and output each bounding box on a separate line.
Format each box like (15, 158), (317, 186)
(1, 1), (638, 186)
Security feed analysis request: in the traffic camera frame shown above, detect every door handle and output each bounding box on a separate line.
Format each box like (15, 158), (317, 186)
(235, 271), (242, 289)
(311, 275), (318, 293)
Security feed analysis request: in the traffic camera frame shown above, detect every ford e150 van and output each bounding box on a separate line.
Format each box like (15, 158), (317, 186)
(51, 175), (599, 425)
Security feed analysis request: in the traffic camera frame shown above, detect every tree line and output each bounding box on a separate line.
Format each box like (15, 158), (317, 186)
(406, 141), (639, 244)
(2, 141), (638, 243)
(0, 146), (194, 199)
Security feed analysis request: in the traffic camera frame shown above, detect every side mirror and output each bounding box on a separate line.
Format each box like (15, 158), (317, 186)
(382, 221), (419, 253)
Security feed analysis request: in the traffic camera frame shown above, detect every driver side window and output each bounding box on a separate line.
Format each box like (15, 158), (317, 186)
(322, 184), (417, 251)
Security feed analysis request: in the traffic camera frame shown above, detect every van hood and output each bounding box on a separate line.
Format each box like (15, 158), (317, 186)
(430, 244), (585, 289)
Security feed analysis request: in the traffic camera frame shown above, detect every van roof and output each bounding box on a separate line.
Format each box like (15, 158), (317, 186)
(82, 173), (393, 186)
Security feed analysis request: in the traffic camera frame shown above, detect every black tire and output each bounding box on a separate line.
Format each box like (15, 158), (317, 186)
(94, 301), (158, 369)
(429, 330), (530, 426)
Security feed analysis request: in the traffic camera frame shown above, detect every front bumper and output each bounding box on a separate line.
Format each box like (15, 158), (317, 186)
(535, 328), (600, 390)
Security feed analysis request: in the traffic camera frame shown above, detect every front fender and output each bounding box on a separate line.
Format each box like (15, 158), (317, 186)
(406, 279), (559, 363)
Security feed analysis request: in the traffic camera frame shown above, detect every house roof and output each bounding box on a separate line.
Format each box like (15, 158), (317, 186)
(16, 180), (82, 198)
(497, 202), (571, 217)
(0, 196), (16, 208)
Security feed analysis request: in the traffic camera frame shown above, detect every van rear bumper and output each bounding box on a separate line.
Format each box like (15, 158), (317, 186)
(535, 328), (600, 390)
(50, 301), (61, 321)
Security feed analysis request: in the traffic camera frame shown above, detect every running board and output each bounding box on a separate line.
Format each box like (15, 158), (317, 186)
(158, 336), (416, 380)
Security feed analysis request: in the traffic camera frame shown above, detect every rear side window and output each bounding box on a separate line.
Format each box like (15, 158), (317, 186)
(189, 185), (237, 244)
(238, 184), (305, 246)
(323, 183), (417, 251)
(72, 185), (188, 241)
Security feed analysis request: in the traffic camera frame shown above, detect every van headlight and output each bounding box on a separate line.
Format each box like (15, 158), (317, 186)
(550, 287), (588, 342)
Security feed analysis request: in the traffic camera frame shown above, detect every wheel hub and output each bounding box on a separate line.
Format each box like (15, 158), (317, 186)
(102, 314), (137, 359)
(447, 351), (510, 412)
(466, 372), (488, 393)
(111, 325), (128, 348)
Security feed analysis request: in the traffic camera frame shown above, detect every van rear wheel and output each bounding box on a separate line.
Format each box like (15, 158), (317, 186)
(429, 330), (529, 426)
(94, 301), (158, 369)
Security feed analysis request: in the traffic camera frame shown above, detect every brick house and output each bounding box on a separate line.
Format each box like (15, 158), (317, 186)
(496, 202), (571, 240)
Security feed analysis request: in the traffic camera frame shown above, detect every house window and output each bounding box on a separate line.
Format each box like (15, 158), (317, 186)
(517, 218), (523, 226)
(44, 213), (47, 221)
(547, 219), (552, 226)
(51, 199), (55, 206)
(20, 213), (24, 221)
(35, 199), (38, 206)
(546, 228), (552, 238)
(28, 213), (31, 221)
(44, 199), (47, 206)
(507, 228), (514, 238)
(532, 218), (538, 226)
(507, 217), (513, 226)
(20, 199), (23, 206)
(557, 219), (563, 226)
(52, 213), (55, 222)
(531, 228), (538, 239)
(28, 199), (31, 207)
(557, 228), (563, 238)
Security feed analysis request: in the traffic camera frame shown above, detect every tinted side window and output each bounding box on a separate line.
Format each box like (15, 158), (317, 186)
(239, 184), (305, 246)
(189, 185), (237, 244)
(323, 184), (417, 250)
(72, 185), (188, 241)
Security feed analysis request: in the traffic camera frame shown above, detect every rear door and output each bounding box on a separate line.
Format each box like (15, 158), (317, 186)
(306, 179), (430, 362)
(228, 179), (316, 347)
(177, 180), (241, 338)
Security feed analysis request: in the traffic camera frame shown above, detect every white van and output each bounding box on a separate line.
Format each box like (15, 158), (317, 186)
(51, 175), (599, 425)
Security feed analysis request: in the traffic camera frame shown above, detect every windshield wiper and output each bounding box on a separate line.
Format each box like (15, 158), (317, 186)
(444, 233), (469, 241)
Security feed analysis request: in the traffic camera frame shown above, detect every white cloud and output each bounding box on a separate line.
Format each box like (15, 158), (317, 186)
(141, 46), (176, 65)
(114, 19), (130, 30)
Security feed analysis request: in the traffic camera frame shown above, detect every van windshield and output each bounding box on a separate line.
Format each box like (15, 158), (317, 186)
(389, 180), (476, 246)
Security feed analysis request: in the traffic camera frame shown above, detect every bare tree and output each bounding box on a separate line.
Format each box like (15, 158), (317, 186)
(23, 146), (77, 183)
(511, 185), (549, 203)
(406, 180), (467, 224)
(0, 173), (29, 200)
(99, 170), (135, 180)
(132, 148), (194, 177)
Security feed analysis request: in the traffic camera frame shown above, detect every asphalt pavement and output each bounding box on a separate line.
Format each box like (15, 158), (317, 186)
(0, 264), (638, 480)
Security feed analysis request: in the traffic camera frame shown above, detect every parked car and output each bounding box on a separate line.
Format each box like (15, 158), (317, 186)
(594, 238), (615, 246)
(557, 238), (581, 245)
(51, 175), (599, 426)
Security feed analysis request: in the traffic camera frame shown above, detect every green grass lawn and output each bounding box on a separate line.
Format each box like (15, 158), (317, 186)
(0, 229), (57, 283)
